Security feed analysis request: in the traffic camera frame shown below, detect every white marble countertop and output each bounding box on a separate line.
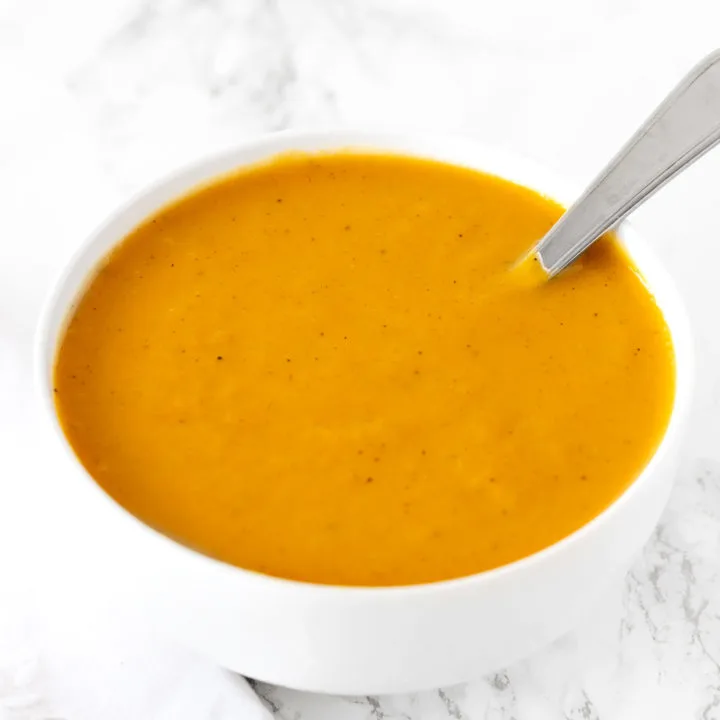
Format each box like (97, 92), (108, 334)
(2, 0), (720, 717)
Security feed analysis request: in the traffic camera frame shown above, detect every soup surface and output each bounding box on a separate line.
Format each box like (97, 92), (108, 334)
(54, 151), (675, 586)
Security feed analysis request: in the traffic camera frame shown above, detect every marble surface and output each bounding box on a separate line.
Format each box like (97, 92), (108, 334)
(2, 0), (720, 717)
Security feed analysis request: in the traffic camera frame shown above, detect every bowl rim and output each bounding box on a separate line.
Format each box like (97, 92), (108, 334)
(34, 129), (695, 598)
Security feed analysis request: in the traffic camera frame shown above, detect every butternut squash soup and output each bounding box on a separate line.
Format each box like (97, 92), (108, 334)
(54, 152), (675, 586)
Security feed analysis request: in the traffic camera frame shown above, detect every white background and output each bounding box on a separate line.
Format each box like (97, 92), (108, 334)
(2, 0), (720, 718)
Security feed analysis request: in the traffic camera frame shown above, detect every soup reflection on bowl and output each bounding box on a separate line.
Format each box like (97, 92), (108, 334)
(36, 133), (692, 694)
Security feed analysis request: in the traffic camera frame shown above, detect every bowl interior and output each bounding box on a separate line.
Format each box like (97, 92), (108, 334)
(35, 131), (693, 592)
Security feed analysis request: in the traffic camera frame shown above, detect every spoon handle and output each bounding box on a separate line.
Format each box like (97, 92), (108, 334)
(536, 50), (720, 276)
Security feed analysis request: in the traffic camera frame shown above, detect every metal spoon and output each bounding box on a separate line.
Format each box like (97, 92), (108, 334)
(534, 50), (720, 277)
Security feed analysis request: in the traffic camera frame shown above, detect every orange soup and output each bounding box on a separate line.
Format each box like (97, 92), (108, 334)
(54, 152), (675, 586)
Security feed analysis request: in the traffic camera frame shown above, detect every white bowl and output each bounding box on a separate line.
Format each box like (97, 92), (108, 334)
(35, 131), (693, 695)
